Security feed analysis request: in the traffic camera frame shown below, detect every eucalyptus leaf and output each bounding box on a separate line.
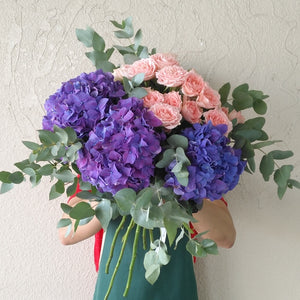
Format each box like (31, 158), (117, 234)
(95, 199), (113, 230)
(167, 135), (188, 150)
(253, 99), (267, 115)
(8, 171), (24, 184)
(274, 165), (293, 188)
(114, 188), (136, 215)
(145, 264), (160, 285)
(61, 203), (72, 214)
(218, 82), (231, 105)
(22, 141), (40, 151)
(129, 87), (148, 98)
(76, 27), (94, 47)
(269, 150), (293, 160)
(57, 218), (72, 228)
(0, 182), (14, 194)
(38, 130), (60, 146)
(156, 149), (175, 168)
(0, 171), (12, 183)
(259, 154), (274, 181)
(69, 201), (95, 219)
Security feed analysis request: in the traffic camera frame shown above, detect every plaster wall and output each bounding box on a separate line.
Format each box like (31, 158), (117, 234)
(0, 1), (299, 299)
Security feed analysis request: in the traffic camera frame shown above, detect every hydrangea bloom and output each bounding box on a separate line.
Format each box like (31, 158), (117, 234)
(77, 98), (164, 194)
(165, 122), (246, 203)
(42, 70), (125, 138)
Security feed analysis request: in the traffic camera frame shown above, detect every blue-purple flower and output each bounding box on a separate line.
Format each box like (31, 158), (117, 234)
(77, 97), (164, 194)
(42, 70), (125, 138)
(165, 121), (246, 203)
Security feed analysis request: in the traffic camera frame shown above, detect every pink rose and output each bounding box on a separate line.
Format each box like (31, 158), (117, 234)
(181, 70), (205, 97)
(181, 100), (202, 124)
(164, 91), (182, 110)
(150, 53), (179, 70)
(196, 84), (221, 109)
(150, 103), (182, 129)
(127, 58), (157, 81)
(203, 108), (233, 134)
(142, 88), (164, 108)
(228, 109), (245, 124)
(112, 65), (131, 81)
(156, 65), (187, 87)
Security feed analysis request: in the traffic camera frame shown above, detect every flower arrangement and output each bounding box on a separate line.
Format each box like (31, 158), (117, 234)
(0, 17), (299, 299)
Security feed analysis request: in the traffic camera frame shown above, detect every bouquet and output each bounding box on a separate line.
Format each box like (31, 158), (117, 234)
(0, 17), (299, 299)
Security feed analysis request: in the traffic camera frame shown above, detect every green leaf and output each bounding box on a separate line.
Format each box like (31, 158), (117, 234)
(145, 264), (160, 285)
(253, 99), (267, 115)
(49, 181), (64, 200)
(57, 218), (72, 228)
(247, 156), (256, 173)
(61, 203), (72, 214)
(114, 188), (136, 215)
(269, 150), (293, 160)
(22, 141), (40, 151)
(122, 77), (132, 93)
(171, 161), (183, 173)
(66, 178), (78, 197)
(167, 135), (189, 150)
(92, 31), (105, 52)
(0, 182), (14, 194)
(110, 20), (125, 29)
(243, 117), (265, 130)
(234, 129), (263, 142)
(274, 165), (293, 188)
(129, 87), (148, 98)
(69, 202), (95, 219)
(53, 126), (68, 145)
(8, 171), (24, 184)
(38, 164), (54, 176)
(95, 199), (113, 230)
(38, 130), (60, 146)
(156, 149), (175, 168)
(113, 45), (135, 55)
(186, 239), (206, 257)
(76, 27), (94, 47)
(54, 169), (75, 182)
(79, 216), (94, 226)
(232, 83), (249, 96)
(201, 239), (218, 255)
(76, 191), (101, 200)
(175, 147), (190, 165)
(232, 91), (253, 111)
(157, 247), (170, 265)
(123, 53), (140, 64)
(95, 59), (116, 72)
(252, 140), (282, 149)
(137, 46), (149, 58)
(132, 73), (145, 86)
(64, 127), (78, 144)
(259, 154), (274, 181)
(164, 218), (178, 246)
(36, 148), (52, 162)
(218, 82), (231, 105)
(241, 141), (255, 158)
(288, 179), (300, 189)
(277, 184), (288, 199)
(0, 171), (12, 183)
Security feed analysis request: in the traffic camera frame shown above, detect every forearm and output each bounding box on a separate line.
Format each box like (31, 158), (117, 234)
(192, 199), (236, 248)
(58, 196), (102, 245)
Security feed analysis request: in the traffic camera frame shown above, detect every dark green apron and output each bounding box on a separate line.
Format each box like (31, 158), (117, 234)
(93, 217), (198, 300)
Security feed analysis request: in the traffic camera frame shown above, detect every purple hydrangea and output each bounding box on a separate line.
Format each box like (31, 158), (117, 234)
(165, 122), (246, 203)
(77, 97), (164, 194)
(42, 70), (125, 138)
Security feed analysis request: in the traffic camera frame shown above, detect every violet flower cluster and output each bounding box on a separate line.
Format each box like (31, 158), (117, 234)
(77, 97), (164, 194)
(165, 122), (246, 204)
(42, 70), (125, 139)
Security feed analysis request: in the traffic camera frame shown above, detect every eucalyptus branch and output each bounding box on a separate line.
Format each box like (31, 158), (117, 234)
(105, 215), (127, 274)
(104, 217), (135, 300)
(123, 224), (141, 297)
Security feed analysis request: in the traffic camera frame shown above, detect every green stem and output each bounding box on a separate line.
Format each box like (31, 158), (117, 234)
(123, 224), (141, 297)
(142, 227), (147, 250)
(149, 229), (154, 243)
(104, 218), (135, 300)
(105, 215), (126, 274)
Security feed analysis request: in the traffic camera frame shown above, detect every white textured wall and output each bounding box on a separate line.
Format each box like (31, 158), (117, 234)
(0, 1), (299, 299)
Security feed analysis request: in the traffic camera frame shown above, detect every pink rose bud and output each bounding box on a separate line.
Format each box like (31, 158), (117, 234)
(204, 108), (233, 134)
(196, 84), (221, 109)
(112, 65), (131, 81)
(143, 88), (164, 108)
(156, 65), (187, 87)
(150, 103), (182, 130)
(150, 53), (179, 70)
(182, 70), (205, 97)
(228, 109), (245, 124)
(127, 58), (157, 81)
(164, 91), (182, 110)
(181, 100), (203, 124)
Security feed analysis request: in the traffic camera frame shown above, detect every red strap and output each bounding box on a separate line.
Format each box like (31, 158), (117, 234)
(67, 176), (103, 272)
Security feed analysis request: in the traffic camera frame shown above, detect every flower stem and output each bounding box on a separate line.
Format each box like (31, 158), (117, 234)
(123, 224), (141, 297)
(104, 217), (135, 300)
(105, 215), (126, 274)
(142, 227), (147, 250)
(149, 229), (154, 243)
